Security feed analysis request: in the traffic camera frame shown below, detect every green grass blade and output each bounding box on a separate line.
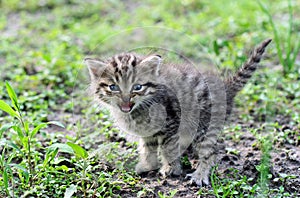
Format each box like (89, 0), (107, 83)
(21, 136), (29, 150)
(3, 167), (9, 193)
(5, 81), (20, 112)
(290, 36), (300, 67)
(257, 1), (284, 68)
(10, 163), (29, 173)
(10, 164), (30, 183)
(0, 100), (20, 119)
(0, 139), (23, 157)
(47, 121), (65, 128)
(12, 125), (24, 140)
(43, 148), (59, 167)
(210, 167), (220, 198)
(30, 123), (47, 139)
(30, 121), (64, 139)
(286, 0), (293, 71)
(24, 121), (30, 136)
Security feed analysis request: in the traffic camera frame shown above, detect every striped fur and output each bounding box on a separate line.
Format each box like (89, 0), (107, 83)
(225, 38), (272, 115)
(85, 39), (271, 186)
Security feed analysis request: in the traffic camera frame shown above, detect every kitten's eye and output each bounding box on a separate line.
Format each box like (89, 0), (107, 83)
(133, 84), (143, 91)
(109, 84), (120, 92)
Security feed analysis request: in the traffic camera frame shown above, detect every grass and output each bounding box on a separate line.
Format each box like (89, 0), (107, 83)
(0, 0), (300, 197)
(258, 0), (300, 76)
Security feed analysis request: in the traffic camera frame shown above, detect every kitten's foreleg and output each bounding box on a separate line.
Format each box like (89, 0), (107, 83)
(135, 137), (160, 174)
(188, 132), (218, 186)
(159, 135), (182, 177)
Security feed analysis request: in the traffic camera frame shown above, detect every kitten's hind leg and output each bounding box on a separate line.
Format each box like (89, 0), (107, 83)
(135, 137), (160, 174)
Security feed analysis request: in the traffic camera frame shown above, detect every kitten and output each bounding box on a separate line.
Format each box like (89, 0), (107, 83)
(85, 39), (272, 186)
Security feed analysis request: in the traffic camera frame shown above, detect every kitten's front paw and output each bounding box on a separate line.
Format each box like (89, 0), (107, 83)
(159, 162), (182, 178)
(185, 172), (209, 186)
(135, 162), (158, 174)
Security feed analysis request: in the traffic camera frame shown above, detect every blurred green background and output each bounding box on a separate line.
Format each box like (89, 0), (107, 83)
(0, 0), (300, 197)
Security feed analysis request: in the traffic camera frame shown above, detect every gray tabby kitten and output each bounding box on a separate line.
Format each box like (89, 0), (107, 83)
(85, 39), (272, 186)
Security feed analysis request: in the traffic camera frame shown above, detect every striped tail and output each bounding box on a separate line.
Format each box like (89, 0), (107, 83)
(225, 38), (272, 114)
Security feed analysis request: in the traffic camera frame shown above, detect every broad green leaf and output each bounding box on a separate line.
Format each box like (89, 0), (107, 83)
(67, 142), (88, 159)
(64, 184), (77, 198)
(30, 123), (47, 139)
(48, 143), (74, 154)
(0, 100), (20, 119)
(47, 121), (65, 128)
(5, 81), (20, 112)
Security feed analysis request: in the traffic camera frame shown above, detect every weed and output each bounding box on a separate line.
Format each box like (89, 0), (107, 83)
(0, 82), (64, 196)
(210, 166), (257, 197)
(158, 189), (178, 198)
(256, 136), (272, 196)
(258, 0), (300, 75)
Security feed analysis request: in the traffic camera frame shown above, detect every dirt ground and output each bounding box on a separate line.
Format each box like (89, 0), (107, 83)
(107, 110), (300, 197)
(46, 100), (300, 197)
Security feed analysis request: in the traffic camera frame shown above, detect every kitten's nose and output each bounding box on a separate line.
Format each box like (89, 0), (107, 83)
(121, 96), (131, 103)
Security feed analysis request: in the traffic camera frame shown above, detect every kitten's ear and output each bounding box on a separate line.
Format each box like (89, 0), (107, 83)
(140, 55), (162, 76)
(84, 58), (107, 80)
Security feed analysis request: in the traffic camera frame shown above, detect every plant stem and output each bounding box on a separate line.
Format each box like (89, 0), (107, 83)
(19, 113), (33, 186)
(27, 137), (32, 186)
(82, 160), (87, 198)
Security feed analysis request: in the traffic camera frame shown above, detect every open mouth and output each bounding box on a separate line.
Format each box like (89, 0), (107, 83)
(119, 102), (135, 113)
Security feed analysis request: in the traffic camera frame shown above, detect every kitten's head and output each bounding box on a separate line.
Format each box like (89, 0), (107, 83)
(85, 53), (162, 113)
